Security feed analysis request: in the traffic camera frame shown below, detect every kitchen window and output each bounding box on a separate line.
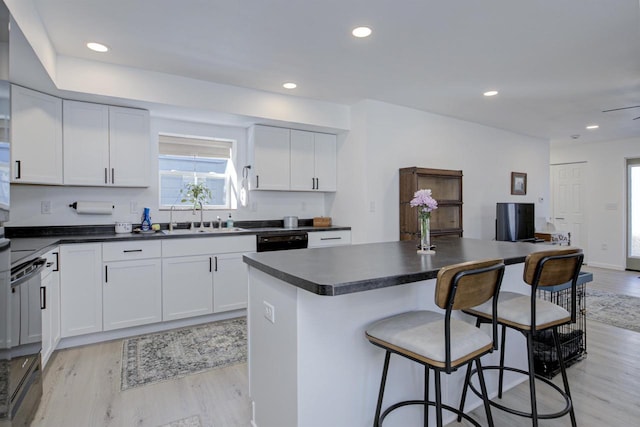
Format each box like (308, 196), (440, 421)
(158, 134), (236, 209)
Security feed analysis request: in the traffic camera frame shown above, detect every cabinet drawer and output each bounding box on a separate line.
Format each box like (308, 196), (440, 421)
(102, 241), (161, 261)
(162, 235), (256, 257)
(308, 230), (351, 248)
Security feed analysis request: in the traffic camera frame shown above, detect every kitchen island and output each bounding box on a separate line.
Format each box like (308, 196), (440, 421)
(243, 238), (568, 427)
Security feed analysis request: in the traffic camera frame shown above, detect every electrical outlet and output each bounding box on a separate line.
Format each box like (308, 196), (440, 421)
(369, 201), (376, 212)
(263, 301), (275, 323)
(41, 201), (51, 214)
(130, 201), (138, 214)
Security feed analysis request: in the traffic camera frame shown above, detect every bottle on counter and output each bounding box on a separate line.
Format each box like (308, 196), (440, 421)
(141, 207), (152, 231)
(226, 213), (234, 228)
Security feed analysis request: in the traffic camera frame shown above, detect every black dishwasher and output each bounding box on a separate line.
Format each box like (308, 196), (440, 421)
(256, 231), (308, 252)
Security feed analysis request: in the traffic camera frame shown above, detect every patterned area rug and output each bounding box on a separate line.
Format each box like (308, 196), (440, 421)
(121, 317), (247, 390)
(587, 289), (640, 333)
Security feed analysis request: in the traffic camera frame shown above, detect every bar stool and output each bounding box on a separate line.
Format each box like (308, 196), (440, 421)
(459, 248), (583, 427)
(365, 259), (505, 427)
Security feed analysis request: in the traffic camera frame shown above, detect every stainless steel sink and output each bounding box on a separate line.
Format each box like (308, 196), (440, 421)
(161, 227), (247, 235)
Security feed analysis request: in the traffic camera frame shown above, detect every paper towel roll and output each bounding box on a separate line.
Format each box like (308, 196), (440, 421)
(70, 201), (114, 215)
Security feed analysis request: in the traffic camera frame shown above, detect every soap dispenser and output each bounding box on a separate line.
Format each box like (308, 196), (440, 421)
(226, 213), (234, 228)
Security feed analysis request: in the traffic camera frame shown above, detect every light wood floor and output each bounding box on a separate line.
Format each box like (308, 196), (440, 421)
(33, 267), (640, 427)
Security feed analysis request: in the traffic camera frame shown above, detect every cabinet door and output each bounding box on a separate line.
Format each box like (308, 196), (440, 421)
(108, 106), (150, 187)
(103, 258), (162, 330)
(213, 252), (248, 313)
(162, 255), (213, 321)
(251, 125), (290, 190)
(63, 100), (110, 185)
(290, 129), (315, 191)
(41, 269), (60, 368)
(59, 243), (102, 337)
(11, 85), (63, 184)
(314, 133), (337, 192)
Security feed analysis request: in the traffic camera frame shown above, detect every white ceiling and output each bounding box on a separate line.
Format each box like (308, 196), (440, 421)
(23, 0), (640, 143)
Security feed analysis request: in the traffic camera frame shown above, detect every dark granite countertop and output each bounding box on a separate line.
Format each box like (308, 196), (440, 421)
(7, 221), (350, 267)
(243, 238), (546, 296)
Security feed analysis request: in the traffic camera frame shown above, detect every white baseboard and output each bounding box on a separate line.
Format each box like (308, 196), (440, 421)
(56, 309), (246, 350)
(584, 262), (625, 271)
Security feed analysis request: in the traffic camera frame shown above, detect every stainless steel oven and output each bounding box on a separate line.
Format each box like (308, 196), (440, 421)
(1, 238), (45, 427)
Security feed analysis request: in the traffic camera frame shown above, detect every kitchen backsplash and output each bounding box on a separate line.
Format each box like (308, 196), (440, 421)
(7, 184), (327, 227)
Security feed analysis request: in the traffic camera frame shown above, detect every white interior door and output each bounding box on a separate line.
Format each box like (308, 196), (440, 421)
(551, 163), (587, 259)
(627, 159), (640, 271)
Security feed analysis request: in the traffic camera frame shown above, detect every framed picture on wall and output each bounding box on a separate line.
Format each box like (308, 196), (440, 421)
(511, 172), (527, 195)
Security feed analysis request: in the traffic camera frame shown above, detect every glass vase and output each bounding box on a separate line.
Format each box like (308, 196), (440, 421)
(418, 213), (435, 254)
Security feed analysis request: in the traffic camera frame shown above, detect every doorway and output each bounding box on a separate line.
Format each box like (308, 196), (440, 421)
(551, 163), (587, 262)
(627, 158), (640, 271)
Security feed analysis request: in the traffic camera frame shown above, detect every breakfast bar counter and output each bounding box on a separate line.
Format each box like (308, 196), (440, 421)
(243, 238), (547, 427)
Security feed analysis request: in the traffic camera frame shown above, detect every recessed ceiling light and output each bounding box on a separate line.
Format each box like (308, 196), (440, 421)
(283, 82), (297, 89)
(483, 90), (499, 97)
(352, 27), (372, 38)
(86, 42), (109, 53)
(586, 125), (599, 130)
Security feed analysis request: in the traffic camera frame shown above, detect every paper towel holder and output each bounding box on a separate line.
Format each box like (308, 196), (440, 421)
(69, 201), (115, 214)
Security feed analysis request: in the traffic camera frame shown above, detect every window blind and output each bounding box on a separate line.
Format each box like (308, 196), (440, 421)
(159, 134), (232, 159)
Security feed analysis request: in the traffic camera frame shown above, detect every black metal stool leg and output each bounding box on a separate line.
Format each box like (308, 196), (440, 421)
(424, 365), (430, 427)
(498, 325), (506, 399)
(457, 363), (473, 422)
(475, 358), (495, 427)
(434, 370), (443, 427)
(553, 327), (577, 427)
(374, 351), (391, 427)
(526, 333), (539, 426)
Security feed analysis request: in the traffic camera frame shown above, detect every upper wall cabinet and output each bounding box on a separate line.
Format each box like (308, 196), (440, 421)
(63, 101), (150, 187)
(250, 125), (290, 191)
(250, 125), (337, 192)
(11, 85), (63, 184)
(290, 130), (336, 192)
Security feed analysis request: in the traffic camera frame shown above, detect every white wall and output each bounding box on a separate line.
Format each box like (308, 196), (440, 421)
(328, 100), (550, 244)
(551, 136), (640, 270)
(7, 117), (326, 227)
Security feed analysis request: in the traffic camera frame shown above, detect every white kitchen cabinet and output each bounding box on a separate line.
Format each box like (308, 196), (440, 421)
(63, 100), (110, 185)
(162, 236), (255, 319)
(108, 106), (150, 187)
(162, 255), (214, 321)
(59, 243), (103, 337)
(290, 130), (337, 192)
(41, 248), (60, 368)
(11, 85), (63, 184)
(103, 258), (162, 330)
(63, 101), (149, 187)
(213, 252), (248, 313)
(290, 130), (315, 191)
(307, 230), (352, 248)
(313, 132), (337, 191)
(250, 125), (291, 190)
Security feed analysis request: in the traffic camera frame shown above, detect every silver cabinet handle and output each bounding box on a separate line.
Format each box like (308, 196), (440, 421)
(104, 168), (108, 184)
(320, 237), (342, 241)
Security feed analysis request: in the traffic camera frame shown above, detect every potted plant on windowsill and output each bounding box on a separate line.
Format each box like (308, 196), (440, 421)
(181, 182), (212, 229)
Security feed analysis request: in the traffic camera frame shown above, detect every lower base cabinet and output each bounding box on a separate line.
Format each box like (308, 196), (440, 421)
(213, 252), (248, 313)
(60, 243), (103, 338)
(41, 249), (60, 368)
(162, 255), (214, 321)
(103, 258), (162, 330)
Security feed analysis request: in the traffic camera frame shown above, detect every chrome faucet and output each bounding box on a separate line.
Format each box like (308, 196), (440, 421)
(216, 215), (222, 229)
(169, 205), (176, 231)
(199, 202), (205, 230)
